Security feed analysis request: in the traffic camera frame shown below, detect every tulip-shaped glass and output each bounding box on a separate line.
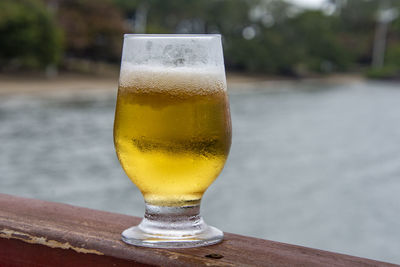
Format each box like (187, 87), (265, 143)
(113, 34), (231, 248)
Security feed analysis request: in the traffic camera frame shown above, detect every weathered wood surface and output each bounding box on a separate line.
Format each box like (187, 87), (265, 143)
(0, 193), (397, 267)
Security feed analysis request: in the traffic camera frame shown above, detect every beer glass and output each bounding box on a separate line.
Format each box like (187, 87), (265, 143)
(114, 34), (231, 248)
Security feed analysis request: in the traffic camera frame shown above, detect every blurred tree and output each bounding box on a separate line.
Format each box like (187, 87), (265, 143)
(285, 10), (351, 73)
(2, 0), (397, 76)
(205, 0), (259, 69)
(338, 0), (378, 65)
(0, 0), (62, 70)
(113, 0), (214, 34)
(112, 0), (354, 75)
(221, 2), (351, 75)
(384, 16), (400, 70)
(334, 0), (398, 66)
(56, 0), (127, 62)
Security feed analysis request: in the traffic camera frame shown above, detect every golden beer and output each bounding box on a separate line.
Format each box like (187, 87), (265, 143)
(114, 68), (231, 206)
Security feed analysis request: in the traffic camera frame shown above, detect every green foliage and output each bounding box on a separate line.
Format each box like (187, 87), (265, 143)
(368, 43), (400, 79)
(223, 8), (351, 75)
(0, 0), (62, 70)
(386, 44), (400, 67)
(2, 0), (400, 76)
(117, 0), (353, 75)
(289, 11), (351, 72)
(113, 0), (140, 15)
(366, 65), (399, 79)
(57, 0), (127, 62)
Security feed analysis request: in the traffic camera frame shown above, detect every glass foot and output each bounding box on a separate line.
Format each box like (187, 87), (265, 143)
(121, 204), (223, 248)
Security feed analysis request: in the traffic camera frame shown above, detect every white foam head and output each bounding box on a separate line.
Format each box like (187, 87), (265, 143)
(119, 64), (226, 93)
(119, 35), (226, 93)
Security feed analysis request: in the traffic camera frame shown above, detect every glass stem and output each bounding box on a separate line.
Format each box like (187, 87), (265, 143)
(121, 200), (223, 247)
(138, 202), (207, 237)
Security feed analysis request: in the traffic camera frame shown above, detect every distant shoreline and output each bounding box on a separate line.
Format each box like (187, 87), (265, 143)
(0, 72), (367, 96)
(226, 72), (365, 92)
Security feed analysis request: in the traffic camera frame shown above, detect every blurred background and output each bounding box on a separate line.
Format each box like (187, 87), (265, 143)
(1, 0), (400, 264)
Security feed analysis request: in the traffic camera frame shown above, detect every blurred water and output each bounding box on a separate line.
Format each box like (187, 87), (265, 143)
(1, 81), (400, 263)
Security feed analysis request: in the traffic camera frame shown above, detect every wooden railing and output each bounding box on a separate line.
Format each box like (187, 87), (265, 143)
(0, 193), (397, 266)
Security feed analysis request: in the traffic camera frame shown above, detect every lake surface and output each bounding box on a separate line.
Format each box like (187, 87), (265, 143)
(1, 80), (400, 263)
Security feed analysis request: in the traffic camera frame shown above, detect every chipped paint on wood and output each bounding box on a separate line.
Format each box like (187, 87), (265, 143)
(0, 193), (397, 267)
(0, 228), (104, 255)
(163, 250), (233, 267)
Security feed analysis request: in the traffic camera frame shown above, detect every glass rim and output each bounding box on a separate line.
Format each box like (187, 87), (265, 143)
(124, 34), (221, 39)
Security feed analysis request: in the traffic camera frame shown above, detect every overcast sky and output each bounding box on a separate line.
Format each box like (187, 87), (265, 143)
(287, 0), (326, 9)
